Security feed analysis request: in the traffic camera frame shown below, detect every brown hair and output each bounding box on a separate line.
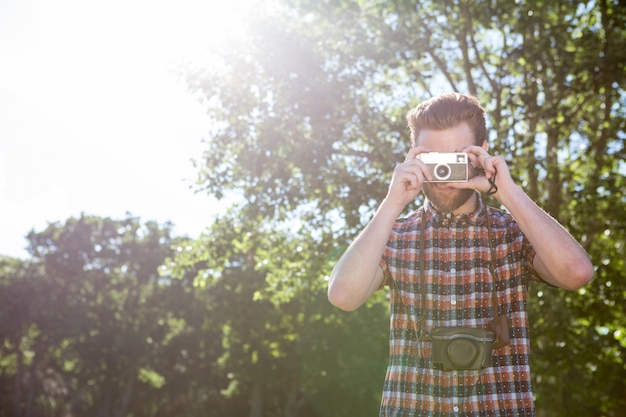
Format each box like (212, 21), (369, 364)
(406, 93), (487, 147)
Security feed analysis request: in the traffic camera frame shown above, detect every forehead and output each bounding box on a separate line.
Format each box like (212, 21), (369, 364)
(415, 122), (475, 151)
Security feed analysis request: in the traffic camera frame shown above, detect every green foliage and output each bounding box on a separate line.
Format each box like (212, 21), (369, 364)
(185, 0), (625, 415)
(0, 215), (223, 417)
(164, 209), (389, 416)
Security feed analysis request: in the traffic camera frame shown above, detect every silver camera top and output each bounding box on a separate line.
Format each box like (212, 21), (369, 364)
(418, 152), (469, 182)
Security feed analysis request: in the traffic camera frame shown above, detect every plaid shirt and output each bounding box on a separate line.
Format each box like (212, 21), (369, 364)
(380, 196), (542, 417)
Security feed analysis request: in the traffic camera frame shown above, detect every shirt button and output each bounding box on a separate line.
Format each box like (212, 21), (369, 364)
(451, 298), (457, 305)
(453, 405), (460, 413)
(450, 268), (456, 275)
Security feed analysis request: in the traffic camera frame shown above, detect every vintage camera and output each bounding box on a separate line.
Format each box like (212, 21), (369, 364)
(431, 327), (494, 370)
(418, 152), (469, 182)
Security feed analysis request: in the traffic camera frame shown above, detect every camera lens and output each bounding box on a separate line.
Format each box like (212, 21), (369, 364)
(434, 163), (451, 180)
(447, 339), (479, 368)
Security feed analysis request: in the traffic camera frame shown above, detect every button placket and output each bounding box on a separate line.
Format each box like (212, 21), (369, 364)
(450, 266), (457, 307)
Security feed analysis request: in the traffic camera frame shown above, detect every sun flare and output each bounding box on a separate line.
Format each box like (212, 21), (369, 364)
(0, 0), (266, 258)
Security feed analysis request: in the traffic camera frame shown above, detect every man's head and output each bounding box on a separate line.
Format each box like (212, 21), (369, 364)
(407, 93), (487, 148)
(407, 93), (488, 214)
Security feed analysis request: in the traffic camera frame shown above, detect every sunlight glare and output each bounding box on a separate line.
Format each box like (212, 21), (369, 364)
(2, 0), (261, 137)
(0, 0), (265, 258)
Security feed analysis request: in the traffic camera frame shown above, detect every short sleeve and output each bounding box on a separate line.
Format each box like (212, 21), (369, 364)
(378, 257), (392, 290)
(524, 241), (556, 286)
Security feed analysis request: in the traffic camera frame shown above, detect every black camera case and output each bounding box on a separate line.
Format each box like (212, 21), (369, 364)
(431, 327), (495, 370)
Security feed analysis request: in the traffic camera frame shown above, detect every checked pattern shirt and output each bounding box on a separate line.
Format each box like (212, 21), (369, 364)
(379, 197), (543, 417)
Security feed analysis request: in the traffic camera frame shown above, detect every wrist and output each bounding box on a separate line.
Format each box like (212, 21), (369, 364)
(493, 183), (525, 208)
(379, 197), (409, 219)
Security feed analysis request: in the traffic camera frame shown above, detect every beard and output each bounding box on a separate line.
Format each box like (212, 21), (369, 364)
(422, 183), (475, 214)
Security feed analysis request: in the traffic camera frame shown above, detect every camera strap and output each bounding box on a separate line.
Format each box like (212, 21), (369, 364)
(415, 206), (510, 349)
(484, 213), (510, 348)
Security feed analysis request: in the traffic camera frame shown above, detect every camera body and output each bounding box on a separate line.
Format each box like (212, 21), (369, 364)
(418, 152), (469, 182)
(431, 327), (494, 370)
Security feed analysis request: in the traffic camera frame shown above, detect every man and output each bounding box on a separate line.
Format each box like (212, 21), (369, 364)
(328, 93), (593, 416)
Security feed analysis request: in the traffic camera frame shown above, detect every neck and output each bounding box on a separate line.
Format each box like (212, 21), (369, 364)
(452, 191), (479, 215)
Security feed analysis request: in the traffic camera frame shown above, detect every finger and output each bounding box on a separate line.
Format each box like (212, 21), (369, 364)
(408, 172), (422, 191)
(477, 154), (492, 176)
(397, 155), (433, 182)
(410, 158), (433, 182)
(481, 155), (502, 179)
(478, 152), (491, 164)
(474, 152), (494, 169)
(462, 147), (487, 168)
(404, 146), (431, 162)
(396, 164), (426, 189)
(460, 145), (486, 158)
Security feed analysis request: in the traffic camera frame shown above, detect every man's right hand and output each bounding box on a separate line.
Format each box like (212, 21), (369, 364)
(384, 146), (432, 212)
(327, 147), (431, 311)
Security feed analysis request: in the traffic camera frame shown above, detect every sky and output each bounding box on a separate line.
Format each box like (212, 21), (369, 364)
(0, 0), (254, 259)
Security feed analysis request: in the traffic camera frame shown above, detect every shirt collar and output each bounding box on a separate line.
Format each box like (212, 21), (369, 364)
(422, 193), (487, 227)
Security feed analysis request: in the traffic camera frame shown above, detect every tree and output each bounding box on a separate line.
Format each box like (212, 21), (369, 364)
(1, 214), (218, 417)
(185, 0), (625, 415)
(167, 208), (389, 416)
(0, 256), (44, 417)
